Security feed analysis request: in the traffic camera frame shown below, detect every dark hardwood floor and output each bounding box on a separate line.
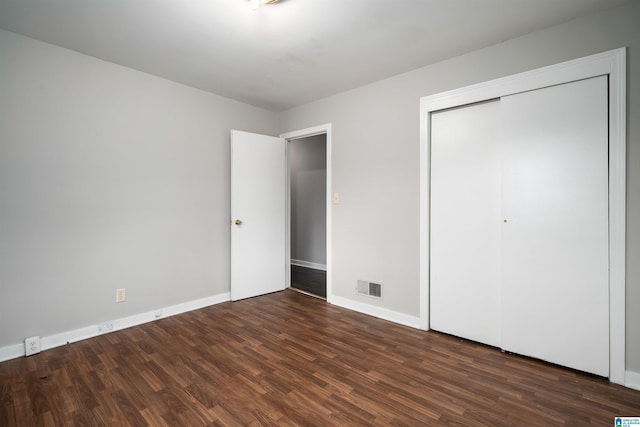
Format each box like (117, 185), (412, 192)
(291, 265), (326, 298)
(1, 290), (639, 426)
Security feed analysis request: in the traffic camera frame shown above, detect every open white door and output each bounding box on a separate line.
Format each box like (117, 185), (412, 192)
(230, 130), (286, 301)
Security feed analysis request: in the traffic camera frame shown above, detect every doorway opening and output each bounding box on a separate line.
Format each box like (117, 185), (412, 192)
(288, 134), (327, 298)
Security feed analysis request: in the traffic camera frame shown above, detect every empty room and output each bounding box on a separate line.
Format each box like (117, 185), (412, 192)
(1, 0), (640, 425)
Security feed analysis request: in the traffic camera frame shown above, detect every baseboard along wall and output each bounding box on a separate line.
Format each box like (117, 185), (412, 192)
(0, 292), (231, 363)
(2, 287), (638, 392)
(291, 259), (327, 271)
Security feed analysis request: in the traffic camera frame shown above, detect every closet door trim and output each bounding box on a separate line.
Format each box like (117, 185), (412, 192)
(419, 48), (627, 384)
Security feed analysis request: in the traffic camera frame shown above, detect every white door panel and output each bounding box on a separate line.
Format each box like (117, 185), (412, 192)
(500, 76), (609, 376)
(230, 130), (286, 301)
(429, 76), (609, 376)
(430, 100), (502, 347)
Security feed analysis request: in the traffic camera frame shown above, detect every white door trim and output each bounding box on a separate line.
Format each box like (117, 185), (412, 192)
(280, 124), (333, 303)
(419, 48), (627, 384)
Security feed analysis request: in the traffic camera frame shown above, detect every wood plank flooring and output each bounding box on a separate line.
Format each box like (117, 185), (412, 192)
(1, 289), (639, 426)
(290, 265), (326, 298)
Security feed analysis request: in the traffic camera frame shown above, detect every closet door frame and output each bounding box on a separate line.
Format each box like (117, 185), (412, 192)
(419, 48), (627, 384)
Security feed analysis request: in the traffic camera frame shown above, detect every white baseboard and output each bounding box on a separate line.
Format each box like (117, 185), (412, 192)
(4, 290), (638, 393)
(0, 343), (25, 363)
(330, 295), (640, 391)
(329, 294), (422, 330)
(291, 259), (327, 271)
(626, 370), (640, 391)
(0, 292), (230, 363)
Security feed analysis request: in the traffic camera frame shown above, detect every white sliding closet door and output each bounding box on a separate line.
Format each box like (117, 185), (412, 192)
(500, 76), (609, 376)
(430, 100), (502, 347)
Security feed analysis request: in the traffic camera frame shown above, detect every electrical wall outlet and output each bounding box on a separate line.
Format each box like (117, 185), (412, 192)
(116, 288), (126, 303)
(25, 336), (41, 356)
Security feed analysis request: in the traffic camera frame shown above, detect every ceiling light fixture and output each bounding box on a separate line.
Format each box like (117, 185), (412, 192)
(249, 0), (279, 9)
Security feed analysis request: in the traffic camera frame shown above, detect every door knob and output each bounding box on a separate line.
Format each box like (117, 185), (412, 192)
(235, 219), (243, 226)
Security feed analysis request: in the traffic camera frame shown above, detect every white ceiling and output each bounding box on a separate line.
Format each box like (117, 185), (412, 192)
(0, 0), (630, 111)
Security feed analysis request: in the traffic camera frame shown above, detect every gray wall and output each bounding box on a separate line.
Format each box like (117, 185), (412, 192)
(289, 135), (326, 265)
(0, 28), (278, 348)
(279, 1), (640, 374)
